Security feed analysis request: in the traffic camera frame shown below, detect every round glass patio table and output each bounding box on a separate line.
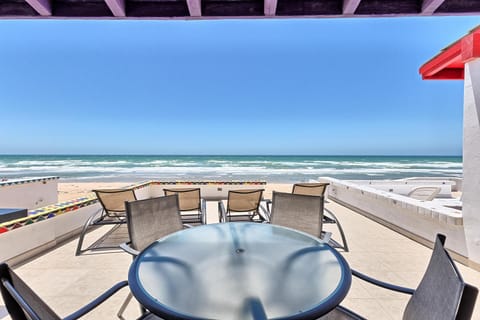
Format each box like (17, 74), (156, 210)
(128, 222), (351, 320)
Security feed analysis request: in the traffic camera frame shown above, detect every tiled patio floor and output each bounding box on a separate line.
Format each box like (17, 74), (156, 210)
(1, 198), (479, 319)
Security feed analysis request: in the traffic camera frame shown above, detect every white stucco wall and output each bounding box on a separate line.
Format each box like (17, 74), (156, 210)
(323, 178), (467, 257)
(0, 203), (100, 263)
(347, 179), (454, 198)
(462, 61), (480, 265)
(151, 183), (267, 200)
(0, 178), (58, 209)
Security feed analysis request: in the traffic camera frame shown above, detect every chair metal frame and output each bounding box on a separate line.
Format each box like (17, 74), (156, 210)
(326, 234), (478, 320)
(75, 188), (137, 256)
(0, 262), (129, 320)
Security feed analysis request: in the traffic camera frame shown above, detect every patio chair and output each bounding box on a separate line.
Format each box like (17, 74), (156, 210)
(321, 234), (478, 320)
(117, 195), (185, 319)
(164, 188), (206, 225)
(292, 183), (349, 251)
(0, 262), (159, 320)
(407, 186), (441, 201)
(269, 192), (333, 243)
(218, 189), (269, 223)
(75, 188), (137, 256)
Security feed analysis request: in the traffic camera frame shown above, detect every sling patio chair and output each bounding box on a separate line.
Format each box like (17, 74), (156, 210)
(0, 262), (161, 320)
(321, 234), (478, 320)
(291, 182), (349, 251)
(164, 188), (206, 225)
(117, 194), (188, 319)
(268, 192), (333, 243)
(75, 188), (137, 256)
(218, 189), (269, 223)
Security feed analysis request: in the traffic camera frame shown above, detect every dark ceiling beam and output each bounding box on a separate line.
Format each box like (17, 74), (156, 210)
(421, 0), (446, 15)
(186, 0), (202, 17)
(105, 0), (126, 17)
(25, 0), (51, 15)
(264, 0), (278, 16)
(343, 0), (362, 15)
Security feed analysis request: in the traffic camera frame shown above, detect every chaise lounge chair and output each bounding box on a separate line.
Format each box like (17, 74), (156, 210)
(218, 189), (269, 223)
(164, 188), (206, 225)
(75, 188), (137, 256)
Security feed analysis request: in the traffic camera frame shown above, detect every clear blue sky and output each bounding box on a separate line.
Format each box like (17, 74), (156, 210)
(0, 16), (478, 155)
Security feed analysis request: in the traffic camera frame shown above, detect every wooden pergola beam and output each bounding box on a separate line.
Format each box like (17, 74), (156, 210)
(421, 0), (446, 15)
(343, 0), (362, 15)
(25, 0), (51, 16)
(105, 0), (126, 17)
(264, 0), (278, 16)
(186, 0), (202, 17)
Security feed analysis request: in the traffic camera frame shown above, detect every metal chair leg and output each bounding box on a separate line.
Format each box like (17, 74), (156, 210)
(75, 209), (103, 256)
(324, 208), (349, 252)
(117, 292), (134, 320)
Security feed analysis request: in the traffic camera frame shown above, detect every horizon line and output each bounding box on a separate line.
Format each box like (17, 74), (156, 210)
(0, 154), (463, 157)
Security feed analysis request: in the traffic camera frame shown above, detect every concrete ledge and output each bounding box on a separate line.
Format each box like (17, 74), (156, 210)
(347, 179), (455, 198)
(323, 178), (468, 258)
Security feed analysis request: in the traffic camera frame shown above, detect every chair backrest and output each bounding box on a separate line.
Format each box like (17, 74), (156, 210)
(227, 189), (264, 212)
(403, 234), (478, 320)
(292, 183), (329, 197)
(269, 191), (324, 238)
(94, 188), (137, 213)
(407, 187), (441, 201)
(125, 195), (183, 252)
(164, 188), (201, 211)
(0, 263), (60, 320)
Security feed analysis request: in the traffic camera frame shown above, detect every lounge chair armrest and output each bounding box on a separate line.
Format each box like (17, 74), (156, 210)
(352, 269), (415, 295)
(183, 223), (194, 228)
(324, 207), (338, 221)
(201, 198), (207, 224)
(64, 281), (129, 320)
(218, 201), (226, 223)
(264, 199), (272, 213)
(259, 203), (270, 222)
(120, 242), (140, 256)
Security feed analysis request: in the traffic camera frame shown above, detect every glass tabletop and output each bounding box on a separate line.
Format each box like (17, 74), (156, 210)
(129, 222), (351, 320)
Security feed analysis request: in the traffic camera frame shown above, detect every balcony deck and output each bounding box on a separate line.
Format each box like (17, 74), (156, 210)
(1, 197), (479, 319)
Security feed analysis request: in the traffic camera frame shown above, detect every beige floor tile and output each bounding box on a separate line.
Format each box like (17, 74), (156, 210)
(1, 197), (479, 319)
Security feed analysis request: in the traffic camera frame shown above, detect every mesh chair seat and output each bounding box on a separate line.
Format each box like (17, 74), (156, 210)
(164, 188), (206, 225)
(125, 195), (183, 252)
(292, 183), (349, 251)
(75, 188), (137, 255)
(117, 195), (184, 319)
(269, 192), (324, 238)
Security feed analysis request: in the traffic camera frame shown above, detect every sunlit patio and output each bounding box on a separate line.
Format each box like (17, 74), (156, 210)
(1, 191), (479, 319)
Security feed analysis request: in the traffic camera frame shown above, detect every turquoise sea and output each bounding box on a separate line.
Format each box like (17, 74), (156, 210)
(0, 155), (462, 183)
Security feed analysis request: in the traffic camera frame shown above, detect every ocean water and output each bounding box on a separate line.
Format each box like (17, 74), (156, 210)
(0, 155), (462, 183)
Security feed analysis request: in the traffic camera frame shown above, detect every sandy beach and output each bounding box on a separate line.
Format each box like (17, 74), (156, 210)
(58, 182), (293, 202)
